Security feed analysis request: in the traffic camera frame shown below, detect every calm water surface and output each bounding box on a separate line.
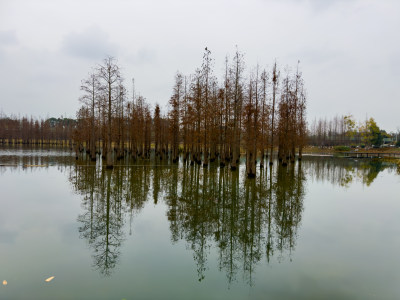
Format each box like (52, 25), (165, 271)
(0, 147), (399, 299)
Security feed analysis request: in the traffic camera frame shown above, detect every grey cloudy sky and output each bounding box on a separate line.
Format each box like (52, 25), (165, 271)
(0, 0), (399, 131)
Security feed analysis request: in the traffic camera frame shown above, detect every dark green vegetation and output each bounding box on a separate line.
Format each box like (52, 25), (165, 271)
(333, 145), (351, 152)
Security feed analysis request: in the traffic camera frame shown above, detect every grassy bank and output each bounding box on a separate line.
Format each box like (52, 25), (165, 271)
(303, 146), (400, 155)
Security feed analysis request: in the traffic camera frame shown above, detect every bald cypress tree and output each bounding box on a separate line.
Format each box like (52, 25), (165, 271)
(79, 71), (100, 160)
(259, 69), (269, 168)
(201, 48), (212, 167)
(230, 49), (245, 171)
(169, 72), (183, 163)
(269, 62), (279, 165)
(154, 104), (162, 159)
(98, 56), (122, 169)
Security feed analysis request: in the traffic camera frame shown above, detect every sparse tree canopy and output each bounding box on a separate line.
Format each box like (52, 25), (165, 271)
(71, 51), (308, 176)
(0, 50), (309, 177)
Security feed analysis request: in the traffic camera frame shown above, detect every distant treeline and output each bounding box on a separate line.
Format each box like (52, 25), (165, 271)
(308, 115), (396, 147)
(74, 49), (307, 177)
(0, 115), (75, 145)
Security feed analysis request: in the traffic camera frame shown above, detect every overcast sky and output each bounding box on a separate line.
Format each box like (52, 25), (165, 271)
(0, 0), (399, 131)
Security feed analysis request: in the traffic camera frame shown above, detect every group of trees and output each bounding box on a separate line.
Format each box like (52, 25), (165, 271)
(0, 114), (74, 145)
(75, 50), (307, 177)
(308, 115), (392, 147)
(74, 56), (158, 169)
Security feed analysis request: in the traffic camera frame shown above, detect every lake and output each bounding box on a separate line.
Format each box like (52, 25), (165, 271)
(0, 147), (399, 299)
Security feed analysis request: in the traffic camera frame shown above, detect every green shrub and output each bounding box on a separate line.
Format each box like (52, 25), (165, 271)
(334, 146), (351, 152)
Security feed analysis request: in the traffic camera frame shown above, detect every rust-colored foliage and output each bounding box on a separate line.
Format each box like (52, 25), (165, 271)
(0, 51), (308, 178)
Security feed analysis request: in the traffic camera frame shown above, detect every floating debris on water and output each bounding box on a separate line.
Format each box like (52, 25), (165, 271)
(3, 280), (7, 286)
(45, 276), (55, 282)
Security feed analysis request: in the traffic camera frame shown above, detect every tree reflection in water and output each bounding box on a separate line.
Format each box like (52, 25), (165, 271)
(72, 163), (125, 276)
(68, 156), (394, 282)
(300, 156), (396, 187)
